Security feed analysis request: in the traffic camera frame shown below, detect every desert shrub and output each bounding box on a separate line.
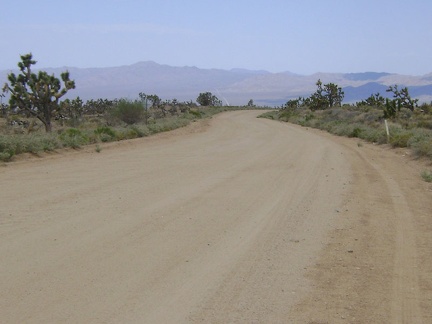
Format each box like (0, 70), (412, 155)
(100, 133), (113, 142)
(259, 103), (432, 160)
(0, 151), (14, 162)
(305, 112), (315, 121)
(0, 135), (27, 155)
(65, 117), (82, 128)
(419, 103), (432, 114)
(413, 141), (432, 158)
(0, 136), (16, 161)
(398, 108), (413, 120)
(188, 110), (202, 118)
(421, 170), (432, 182)
(114, 127), (146, 140)
(278, 108), (296, 121)
(350, 126), (364, 138)
(362, 128), (387, 143)
(0, 105), (245, 160)
(389, 127), (413, 148)
(330, 123), (364, 138)
(415, 118), (432, 130)
(165, 118), (189, 130)
(418, 121), (432, 130)
(59, 128), (89, 148)
(111, 99), (144, 124)
(129, 125), (150, 137)
(409, 134), (432, 158)
(329, 123), (347, 136)
(21, 135), (45, 153)
(146, 118), (189, 134)
(0, 135), (15, 153)
(95, 126), (116, 142)
(320, 120), (337, 132)
(148, 123), (162, 134)
(17, 134), (60, 153)
(389, 133), (412, 147)
(327, 109), (360, 122)
(38, 136), (61, 151)
(257, 111), (277, 120)
(355, 109), (383, 124)
(0, 134), (56, 159)
(407, 128), (432, 145)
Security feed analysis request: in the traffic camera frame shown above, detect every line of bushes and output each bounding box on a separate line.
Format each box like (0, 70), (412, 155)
(0, 117), (196, 162)
(258, 107), (432, 161)
(0, 105), (257, 162)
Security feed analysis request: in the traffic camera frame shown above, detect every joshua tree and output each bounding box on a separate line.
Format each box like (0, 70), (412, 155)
(196, 92), (222, 106)
(386, 85), (418, 112)
(3, 53), (75, 132)
(308, 79), (344, 111)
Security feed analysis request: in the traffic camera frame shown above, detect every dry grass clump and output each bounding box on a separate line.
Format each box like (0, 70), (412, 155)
(0, 133), (62, 161)
(421, 170), (432, 182)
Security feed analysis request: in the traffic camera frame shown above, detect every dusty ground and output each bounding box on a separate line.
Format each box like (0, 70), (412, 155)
(0, 110), (431, 323)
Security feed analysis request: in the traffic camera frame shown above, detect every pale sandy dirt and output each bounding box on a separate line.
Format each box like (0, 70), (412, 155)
(0, 110), (431, 323)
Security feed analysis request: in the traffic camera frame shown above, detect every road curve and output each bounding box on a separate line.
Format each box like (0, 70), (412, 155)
(1, 110), (431, 323)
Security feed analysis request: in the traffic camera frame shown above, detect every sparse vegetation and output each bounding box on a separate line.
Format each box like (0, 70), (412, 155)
(259, 80), (432, 161)
(3, 59), (428, 167)
(2, 57), (247, 161)
(0, 94), (258, 162)
(421, 170), (432, 182)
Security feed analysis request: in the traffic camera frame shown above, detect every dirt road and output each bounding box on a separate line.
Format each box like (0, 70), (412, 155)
(1, 111), (431, 323)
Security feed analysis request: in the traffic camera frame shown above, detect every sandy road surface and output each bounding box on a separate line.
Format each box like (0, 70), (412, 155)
(1, 111), (431, 323)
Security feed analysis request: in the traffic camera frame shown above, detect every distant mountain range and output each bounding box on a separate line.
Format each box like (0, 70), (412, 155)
(1, 61), (431, 106)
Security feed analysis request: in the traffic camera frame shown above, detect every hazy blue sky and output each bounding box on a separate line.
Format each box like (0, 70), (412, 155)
(1, 0), (431, 75)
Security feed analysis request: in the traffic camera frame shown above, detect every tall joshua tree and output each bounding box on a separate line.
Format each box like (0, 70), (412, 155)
(3, 53), (75, 132)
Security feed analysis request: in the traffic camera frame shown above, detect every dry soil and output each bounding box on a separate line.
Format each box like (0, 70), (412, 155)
(1, 110), (431, 323)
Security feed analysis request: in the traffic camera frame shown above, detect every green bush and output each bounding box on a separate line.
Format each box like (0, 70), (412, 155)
(257, 111), (277, 120)
(410, 140), (432, 158)
(148, 123), (162, 134)
(95, 126), (116, 137)
(421, 170), (432, 182)
(129, 125), (150, 137)
(124, 128), (139, 139)
(0, 135), (24, 156)
(350, 127), (363, 138)
(0, 133), (62, 158)
(389, 130), (412, 148)
(111, 99), (144, 124)
(95, 126), (116, 142)
(188, 110), (202, 118)
(362, 128), (387, 144)
(59, 128), (89, 148)
(0, 151), (14, 162)
(39, 136), (60, 151)
(0, 136), (14, 154)
(258, 103), (432, 161)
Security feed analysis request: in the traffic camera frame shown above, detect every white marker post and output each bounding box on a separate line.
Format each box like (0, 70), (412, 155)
(384, 119), (390, 143)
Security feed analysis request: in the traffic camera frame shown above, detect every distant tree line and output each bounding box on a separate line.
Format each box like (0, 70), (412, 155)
(2, 53), (428, 134)
(1, 53), (232, 132)
(281, 79), (423, 119)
